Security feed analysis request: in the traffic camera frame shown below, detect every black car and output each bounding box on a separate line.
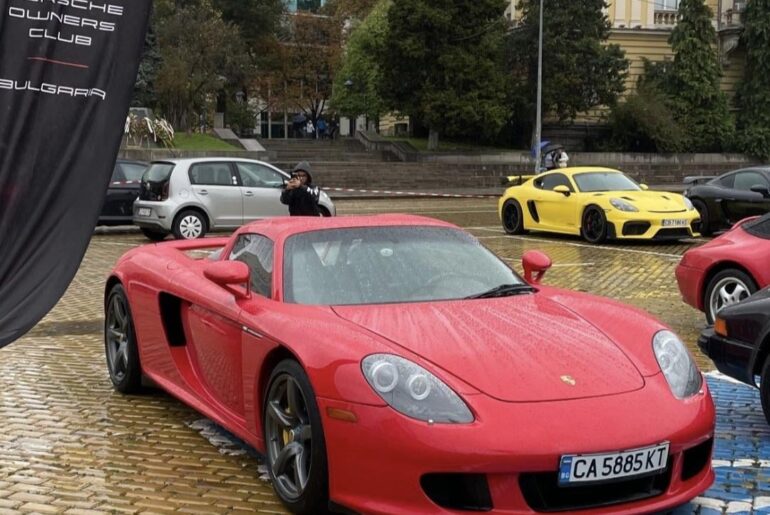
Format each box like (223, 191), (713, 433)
(98, 159), (148, 226)
(698, 287), (770, 424)
(684, 167), (770, 235)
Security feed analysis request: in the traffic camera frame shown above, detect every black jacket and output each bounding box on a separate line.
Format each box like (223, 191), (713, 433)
(281, 161), (321, 216)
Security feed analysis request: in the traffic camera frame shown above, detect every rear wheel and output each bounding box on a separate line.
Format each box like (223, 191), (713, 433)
(760, 356), (770, 425)
(173, 210), (207, 240)
(704, 269), (757, 324)
(691, 198), (711, 236)
(140, 228), (167, 242)
(581, 206), (608, 244)
(104, 284), (142, 393)
(502, 199), (526, 235)
(264, 360), (329, 515)
(318, 206), (331, 217)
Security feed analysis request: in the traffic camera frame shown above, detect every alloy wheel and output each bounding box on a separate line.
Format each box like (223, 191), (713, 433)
(265, 373), (313, 501)
(584, 209), (604, 241)
(709, 277), (751, 320)
(105, 293), (130, 382)
(504, 204), (519, 232)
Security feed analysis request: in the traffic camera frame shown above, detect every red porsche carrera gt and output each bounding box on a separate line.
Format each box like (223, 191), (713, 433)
(104, 215), (714, 515)
(676, 213), (770, 324)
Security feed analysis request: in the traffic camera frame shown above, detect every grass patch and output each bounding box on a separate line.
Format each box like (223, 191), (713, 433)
(382, 136), (508, 153)
(173, 133), (239, 150)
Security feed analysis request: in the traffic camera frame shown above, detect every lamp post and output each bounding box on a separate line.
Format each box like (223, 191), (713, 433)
(534, 0), (544, 174)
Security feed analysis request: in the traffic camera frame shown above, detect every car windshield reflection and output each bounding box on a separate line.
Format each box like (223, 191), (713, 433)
(283, 227), (526, 305)
(574, 172), (641, 193)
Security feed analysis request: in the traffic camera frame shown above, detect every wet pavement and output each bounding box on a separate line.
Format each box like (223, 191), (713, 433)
(0, 197), (767, 514)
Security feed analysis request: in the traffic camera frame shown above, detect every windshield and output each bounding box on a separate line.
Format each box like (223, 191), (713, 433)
(573, 172), (640, 192)
(744, 213), (770, 239)
(283, 227), (525, 305)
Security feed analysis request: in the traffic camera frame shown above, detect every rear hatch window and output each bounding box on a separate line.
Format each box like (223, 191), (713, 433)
(743, 213), (770, 239)
(140, 162), (175, 201)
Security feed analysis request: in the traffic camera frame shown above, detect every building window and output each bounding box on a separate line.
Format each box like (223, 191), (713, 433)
(655, 0), (679, 10)
(285, 0), (326, 12)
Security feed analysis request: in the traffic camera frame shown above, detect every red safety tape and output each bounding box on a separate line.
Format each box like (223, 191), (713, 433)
(324, 187), (498, 199)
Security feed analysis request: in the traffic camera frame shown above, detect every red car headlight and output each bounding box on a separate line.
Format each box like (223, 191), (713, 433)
(653, 331), (703, 399)
(362, 354), (474, 424)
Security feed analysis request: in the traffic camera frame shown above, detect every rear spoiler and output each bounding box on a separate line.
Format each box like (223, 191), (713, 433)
(500, 174), (535, 187)
(683, 176), (716, 186)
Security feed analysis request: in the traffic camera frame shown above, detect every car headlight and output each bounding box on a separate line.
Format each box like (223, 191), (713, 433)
(610, 198), (639, 212)
(683, 197), (695, 211)
(653, 331), (702, 399)
(362, 354), (474, 424)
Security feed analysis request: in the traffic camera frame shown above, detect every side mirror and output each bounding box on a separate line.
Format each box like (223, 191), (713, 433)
(640, 184), (650, 191)
(522, 250), (552, 284)
(750, 184), (770, 198)
(553, 185), (571, 196)
(204, 260), (251, 299)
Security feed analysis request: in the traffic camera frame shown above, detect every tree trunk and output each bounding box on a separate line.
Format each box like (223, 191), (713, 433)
(428, 128), (439, 151)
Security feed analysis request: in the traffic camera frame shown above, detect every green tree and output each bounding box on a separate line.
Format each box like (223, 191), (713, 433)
(154, 0), (252, 130)
(212, 0), (285, 66)
(660, 0), (733, 151)
(331, 0), (390, 121)
(379, 0), (509, 149)
(509, 0), (627, 140)
(735, 0), (770, 159)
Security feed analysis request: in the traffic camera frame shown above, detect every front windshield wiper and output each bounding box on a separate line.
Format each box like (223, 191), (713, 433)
(465, 283), (536, 299)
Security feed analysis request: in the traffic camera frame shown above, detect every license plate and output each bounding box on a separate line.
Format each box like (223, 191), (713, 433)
(662, 219), (688, 227)
(558, 442), (669, 486)
(137, 208), (151, 217)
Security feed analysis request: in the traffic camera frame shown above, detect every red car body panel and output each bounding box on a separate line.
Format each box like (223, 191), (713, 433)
(108, 215), (715, 514)
(676, 220), (770, 311)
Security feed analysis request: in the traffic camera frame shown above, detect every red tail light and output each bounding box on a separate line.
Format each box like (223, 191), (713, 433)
(161, 181), (169, 201)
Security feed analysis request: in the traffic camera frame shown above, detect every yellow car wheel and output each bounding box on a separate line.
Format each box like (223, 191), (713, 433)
(581, 206), (608, 244)
(502, 199), (527, 235)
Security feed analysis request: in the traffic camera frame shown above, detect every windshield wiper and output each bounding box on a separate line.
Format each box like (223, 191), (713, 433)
(465, 283), (536, 299)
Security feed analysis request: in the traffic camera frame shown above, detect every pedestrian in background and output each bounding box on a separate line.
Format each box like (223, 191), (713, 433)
(317, 117), (327, 139)
(280, 161), (321, 216)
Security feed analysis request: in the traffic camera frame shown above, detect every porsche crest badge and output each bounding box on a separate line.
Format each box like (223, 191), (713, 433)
(560, 375), (577, 386)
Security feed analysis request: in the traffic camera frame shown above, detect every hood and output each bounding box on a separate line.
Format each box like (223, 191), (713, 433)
(293, 161), (313, 184)
(333, 295), (644, 402)
(595, 190), (689, 213)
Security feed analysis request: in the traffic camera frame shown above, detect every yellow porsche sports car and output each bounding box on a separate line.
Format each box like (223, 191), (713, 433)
(498, 167), (701, 243)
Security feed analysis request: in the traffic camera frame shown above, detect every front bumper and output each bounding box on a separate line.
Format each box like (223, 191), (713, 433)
(320, 375), (714, 514)
(698, 328), (755, 385)
(607, 211), (701, 240)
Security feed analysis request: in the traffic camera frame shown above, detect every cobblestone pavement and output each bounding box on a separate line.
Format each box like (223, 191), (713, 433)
(0, 198), (767, 514)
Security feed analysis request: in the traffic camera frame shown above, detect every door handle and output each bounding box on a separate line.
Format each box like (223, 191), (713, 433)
(244, 192), (254, 197)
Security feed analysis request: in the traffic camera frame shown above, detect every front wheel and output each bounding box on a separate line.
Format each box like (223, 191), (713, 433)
(104, 284), (142, 393)
(264, 360), (329, 515)
(704, 269), (757, 324)
(581, 206), (608, 244)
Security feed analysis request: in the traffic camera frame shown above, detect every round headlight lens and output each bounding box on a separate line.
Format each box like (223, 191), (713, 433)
(653, 330), (703, 399)
(362, 354), (473, 424)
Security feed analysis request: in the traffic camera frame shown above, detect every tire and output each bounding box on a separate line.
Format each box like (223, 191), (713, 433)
(318, 206), (331, 218)
(140, 228), (167, 242)
(704, 268), (758, 324)
(502, 199), (527, 235)
(581, 206), (609, 244)
(691, 198), (711, 236)
(263, 360), (329, 515)
(760, 356), (770, 426)
(104, 284), (142, 393)
(172, 210), (208, 240)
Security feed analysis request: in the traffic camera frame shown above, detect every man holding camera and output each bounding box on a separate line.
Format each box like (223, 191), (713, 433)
(281, 161), (321, 216)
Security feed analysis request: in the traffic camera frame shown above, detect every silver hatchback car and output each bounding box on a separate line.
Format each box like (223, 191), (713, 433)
(133, 158), (336, 240)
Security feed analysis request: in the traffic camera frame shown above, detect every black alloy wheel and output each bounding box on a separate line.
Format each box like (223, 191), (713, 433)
(691, 198), (711, 236)
(141, 228), (168, 242)
(581, 206), (608, 244)
(264, 360), (329, 515)
(760, 356), (770, 426)
(104, 284), (143, 393)
(502, 199), (526, 235)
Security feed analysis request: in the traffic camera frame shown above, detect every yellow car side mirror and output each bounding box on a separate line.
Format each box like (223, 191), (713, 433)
(553, 185), (571, 196)
(640, 183), (649, 191)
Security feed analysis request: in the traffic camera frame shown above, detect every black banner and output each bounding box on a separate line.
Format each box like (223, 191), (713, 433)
(0, 0), (151, 347)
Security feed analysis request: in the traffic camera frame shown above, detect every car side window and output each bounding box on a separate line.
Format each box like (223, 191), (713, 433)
(717, 173), (735, 189)
(733, 171), (769, 191)
(229, 234), (274, 298)
(236, 163), (286, 189)
(189, 163), (237, 186)
(535, 173), (573, 192)
(110, 163), (126, 182)
(121, 163), (147, 182)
